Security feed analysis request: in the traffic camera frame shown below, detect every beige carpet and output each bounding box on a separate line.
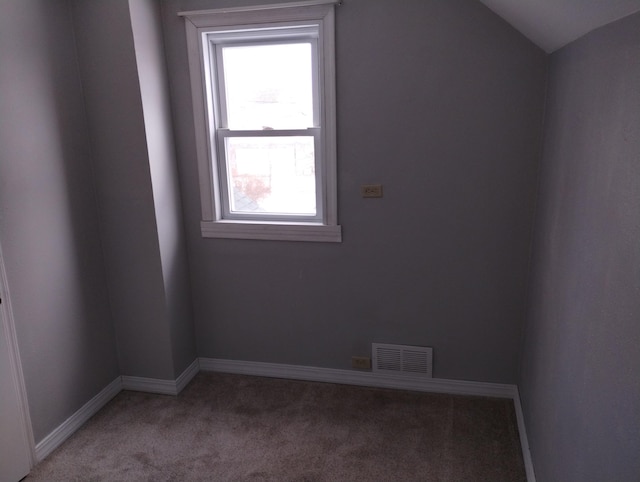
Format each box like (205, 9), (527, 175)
(26, 372), (526, 481)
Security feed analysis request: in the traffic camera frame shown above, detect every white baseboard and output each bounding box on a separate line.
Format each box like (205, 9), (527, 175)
(35, 359), (200, 462)
(176, 358), (200, 393)
(121, 375), (178, 395)
(198, 358), (518, 398)
(121, 358), (200, 396)
(35, 377), (122, 462)
(513, 387), (536, 482)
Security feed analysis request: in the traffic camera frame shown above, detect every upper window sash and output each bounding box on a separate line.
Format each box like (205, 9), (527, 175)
(210, 36), (320, 131)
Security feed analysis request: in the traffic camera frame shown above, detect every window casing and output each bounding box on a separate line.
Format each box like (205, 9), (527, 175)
(181, 1), (341, 242)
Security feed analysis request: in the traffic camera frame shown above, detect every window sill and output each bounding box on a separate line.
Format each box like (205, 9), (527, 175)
(201, 220), (342, 242)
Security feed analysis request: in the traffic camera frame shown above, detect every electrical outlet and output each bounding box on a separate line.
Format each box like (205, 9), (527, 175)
(361, 184), (383, 198)
(352, 356), (372, 370)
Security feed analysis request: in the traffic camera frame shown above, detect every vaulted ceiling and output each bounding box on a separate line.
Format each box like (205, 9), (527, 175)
(478, 0), (640, 52)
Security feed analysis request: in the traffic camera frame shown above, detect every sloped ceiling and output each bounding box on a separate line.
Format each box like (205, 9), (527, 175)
(478, 0), (640, 52)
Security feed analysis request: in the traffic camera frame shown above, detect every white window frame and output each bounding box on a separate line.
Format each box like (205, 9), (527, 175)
(181, 1), (341, 242)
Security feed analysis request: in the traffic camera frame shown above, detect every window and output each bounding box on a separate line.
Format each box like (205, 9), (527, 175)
(181, 1), (341, 242)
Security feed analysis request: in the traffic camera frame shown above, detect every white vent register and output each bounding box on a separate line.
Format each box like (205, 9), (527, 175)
(372, 343), (433, 377)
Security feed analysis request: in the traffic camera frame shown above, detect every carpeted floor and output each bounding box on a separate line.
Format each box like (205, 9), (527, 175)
(26, 372), (526, 481)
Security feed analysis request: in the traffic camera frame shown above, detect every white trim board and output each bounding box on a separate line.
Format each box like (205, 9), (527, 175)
(35, 377), (122, 462)
(0, 243), (37, 468)
(178, 0), (340, 17)
(199, 358), (517, 398)
(121, 375), (178, 395)
(176, 358), (201, 393)
(514, 387), (537, 482)
(121, 358), (200, 396)
(200, 357), (535, 482)
(36, 359), (200, 462)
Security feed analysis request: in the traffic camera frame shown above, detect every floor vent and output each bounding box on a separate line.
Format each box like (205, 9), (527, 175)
(372, 343), (433, 377)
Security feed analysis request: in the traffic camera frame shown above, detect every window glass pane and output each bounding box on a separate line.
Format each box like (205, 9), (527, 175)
(222, 43), (314, 129)
(226, 137), (316, 216)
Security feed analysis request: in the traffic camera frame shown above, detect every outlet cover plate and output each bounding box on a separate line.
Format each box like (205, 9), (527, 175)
(361, 184), (383, 198)
(352, 356), (372, 370)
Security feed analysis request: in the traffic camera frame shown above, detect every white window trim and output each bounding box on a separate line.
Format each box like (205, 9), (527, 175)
(181, 1), (341, 242)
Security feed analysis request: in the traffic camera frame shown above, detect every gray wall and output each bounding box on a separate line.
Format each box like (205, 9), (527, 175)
(129, 0), (196, 375)
(520, 11), (640, 481)
(0, 0), (119, 442)
(71, 0), (174, 379)
(71, 0), (196, 379)
(162, 0), (548, 383)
